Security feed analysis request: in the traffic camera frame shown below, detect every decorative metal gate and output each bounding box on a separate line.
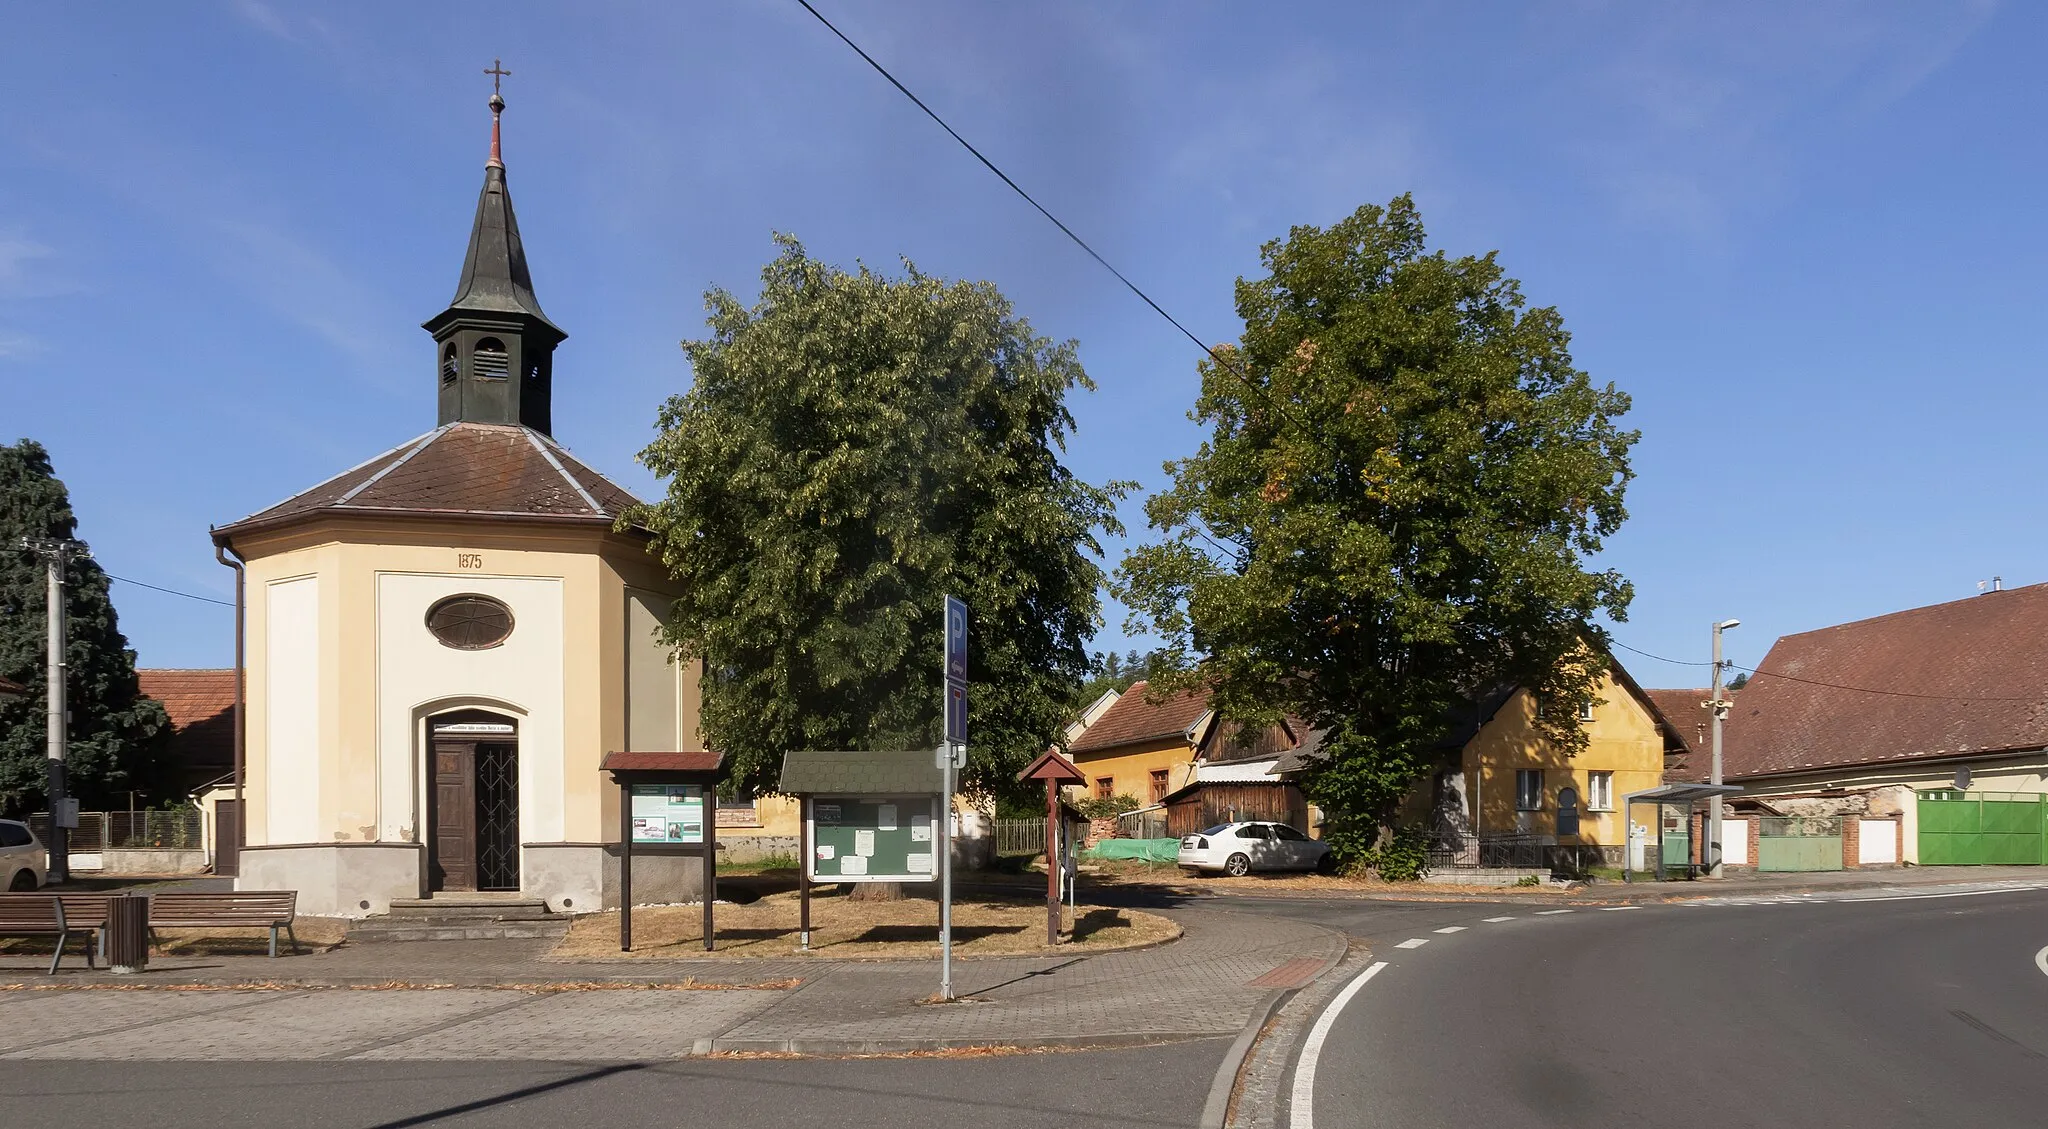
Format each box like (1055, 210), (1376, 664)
(473, 742), (521, 891)
(1758, 815), (1844, 871)
(1918, 791), (2046, 865)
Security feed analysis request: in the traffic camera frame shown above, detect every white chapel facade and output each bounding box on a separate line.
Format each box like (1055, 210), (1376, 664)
(211, 91), (701, 918)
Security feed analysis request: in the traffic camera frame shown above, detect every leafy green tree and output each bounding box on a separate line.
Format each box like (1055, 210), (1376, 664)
(1118, 196), (1636, 863)
(1071, 647), (1166, 711)
(0, 440), (169, 814)
(636, 237), (1127, 803)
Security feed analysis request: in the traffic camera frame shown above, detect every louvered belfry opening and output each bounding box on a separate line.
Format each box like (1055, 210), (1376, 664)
(473, 742), (521, 891)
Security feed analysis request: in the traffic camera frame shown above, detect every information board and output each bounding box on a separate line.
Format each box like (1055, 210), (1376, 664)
(630, 783), (705, 844)
(806, 794), (939, 883)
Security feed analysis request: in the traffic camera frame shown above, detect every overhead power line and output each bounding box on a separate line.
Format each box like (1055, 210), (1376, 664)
(106, 573), (234, 608)
(791, 0), (1307, 434)
(1610, 638), (2034, 705)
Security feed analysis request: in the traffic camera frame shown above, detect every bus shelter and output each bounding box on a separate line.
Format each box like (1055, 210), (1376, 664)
(1621, 782), (1743, 882)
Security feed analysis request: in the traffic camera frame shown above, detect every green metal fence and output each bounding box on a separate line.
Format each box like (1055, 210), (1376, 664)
(1917, 791), (2047, 865)
(1758, 815), (1844, 872)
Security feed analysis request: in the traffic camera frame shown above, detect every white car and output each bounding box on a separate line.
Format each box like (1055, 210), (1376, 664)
(1178, 821), (1331, 876)
(2, 819), (47, 891)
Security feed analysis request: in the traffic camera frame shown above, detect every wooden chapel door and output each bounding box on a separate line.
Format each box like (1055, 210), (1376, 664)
(431, 740), (477, 891)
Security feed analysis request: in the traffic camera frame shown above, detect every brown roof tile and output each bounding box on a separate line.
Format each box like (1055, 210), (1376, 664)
(1645, 688), (1713, 783)
(1723, 584), (2048, 779)
(1068, 681), (1212, 754)
(218, 423), (642, 536)
(137, 669), (237, 776)
(600, 750), (724, 774)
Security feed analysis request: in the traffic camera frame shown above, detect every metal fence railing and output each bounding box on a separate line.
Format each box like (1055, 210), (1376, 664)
(29, 810), (203, 851)
(993, 818), (1046, 856)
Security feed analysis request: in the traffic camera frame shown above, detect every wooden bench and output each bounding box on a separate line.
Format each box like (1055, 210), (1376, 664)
(147, 890), (299, 957)
(0, 893), (110, 973)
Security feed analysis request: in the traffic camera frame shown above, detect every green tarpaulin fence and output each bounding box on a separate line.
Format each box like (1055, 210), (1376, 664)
(1083, 837), (1181, 863)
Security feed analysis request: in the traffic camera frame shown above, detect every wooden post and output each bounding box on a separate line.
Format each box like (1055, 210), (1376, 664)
(1046, 778), (1060, 946)
(703, 787), (717, 952)
(620, 781), (633, 952)
(798, 796), (812, 950)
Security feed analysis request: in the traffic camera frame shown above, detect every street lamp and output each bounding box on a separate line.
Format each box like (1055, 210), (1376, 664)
(1707, 619), (1740, 878)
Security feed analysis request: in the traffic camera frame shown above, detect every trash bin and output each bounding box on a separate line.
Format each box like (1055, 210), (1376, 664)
(105, 894), (149, 974)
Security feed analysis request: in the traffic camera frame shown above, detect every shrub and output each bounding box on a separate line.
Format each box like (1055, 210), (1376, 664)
(1073, 793), (1142, 820)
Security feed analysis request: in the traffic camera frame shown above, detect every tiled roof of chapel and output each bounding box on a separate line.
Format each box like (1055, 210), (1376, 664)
(215, 422), (642, 538)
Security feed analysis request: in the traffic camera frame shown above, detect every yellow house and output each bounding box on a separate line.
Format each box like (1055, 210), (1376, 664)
(1403, 661), (1688, 867)
(1063, 681), (1216, 808)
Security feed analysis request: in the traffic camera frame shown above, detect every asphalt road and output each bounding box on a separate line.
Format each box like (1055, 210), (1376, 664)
(1288, 889), (2048, 1129)
(0, 1039), (1228, 1128)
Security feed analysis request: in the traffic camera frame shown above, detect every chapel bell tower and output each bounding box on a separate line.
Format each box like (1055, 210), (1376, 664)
(423, 73), (566, 435)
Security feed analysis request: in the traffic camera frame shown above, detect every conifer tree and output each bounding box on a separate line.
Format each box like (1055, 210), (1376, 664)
(0, 440), (169, 814)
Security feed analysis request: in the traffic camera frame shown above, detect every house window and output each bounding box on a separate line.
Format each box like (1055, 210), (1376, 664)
(1578, 700), (1595, 721)
(1515, 770), (1544, 811)
(1149, 770), (1169, 805)
(1588, 771), (1614, 811)
(1095, 777), (1113, 800)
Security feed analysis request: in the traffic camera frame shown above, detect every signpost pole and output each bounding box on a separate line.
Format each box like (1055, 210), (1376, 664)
(703, 787), (717, 952)
(798, 798), (812, 951)
(619, 781), (633, 952)
(940, 751), (954, 1001)
(1045, 778), (1060, 945)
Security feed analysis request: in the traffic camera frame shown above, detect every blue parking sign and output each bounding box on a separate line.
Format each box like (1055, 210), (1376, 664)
(945, 680), (968, 746)
(944, 595), (968, 683)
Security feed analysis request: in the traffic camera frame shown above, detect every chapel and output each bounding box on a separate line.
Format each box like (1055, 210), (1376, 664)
(209, 87), (702, 918)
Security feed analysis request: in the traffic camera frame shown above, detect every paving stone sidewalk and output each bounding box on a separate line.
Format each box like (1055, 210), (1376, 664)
(0, 905), (1343, 1059)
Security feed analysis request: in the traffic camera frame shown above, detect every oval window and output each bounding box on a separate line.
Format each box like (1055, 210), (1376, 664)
(425, 594), (514, 650)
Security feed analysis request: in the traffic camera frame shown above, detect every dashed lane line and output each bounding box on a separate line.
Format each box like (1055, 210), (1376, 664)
(1600, 906), (1640, 912)
(1287, 962), (1387, 1129)
(1534, 909), (1574, 915)
(1433, 926), (1467, 934)
(2035, 945), (2047, 981)
(1482, 916), (1516, 923)
(1393, 938), (1429, 949)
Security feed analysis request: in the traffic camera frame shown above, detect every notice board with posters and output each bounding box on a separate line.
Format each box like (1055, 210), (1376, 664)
(806, 794), (939, 883)
(629, 783), (705, 844)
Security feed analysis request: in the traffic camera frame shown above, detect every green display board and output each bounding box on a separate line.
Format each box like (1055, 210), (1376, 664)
(630, 784), (705, 844)
(807, 794), (938, 883)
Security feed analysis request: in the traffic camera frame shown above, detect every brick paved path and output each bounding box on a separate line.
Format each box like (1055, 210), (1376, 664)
(0, 905), (1342, 1059)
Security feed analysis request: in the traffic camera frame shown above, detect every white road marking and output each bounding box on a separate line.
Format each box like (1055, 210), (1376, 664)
(1433, 926), (1467, 934)
(1394, 938), (1429, 949)
(1600, 906), (1640, 912)
(1288, 962), (1388, 1129)
(2036, 945), (2048, 981)
(1483, 916), (1515, 923)
(1535, 909), (1574, 915)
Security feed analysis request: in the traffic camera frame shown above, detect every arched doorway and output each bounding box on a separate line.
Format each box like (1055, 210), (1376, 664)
(427, 709), (521, 892)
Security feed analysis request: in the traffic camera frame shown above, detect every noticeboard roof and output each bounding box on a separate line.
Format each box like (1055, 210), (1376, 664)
(779, 750), (944, 795)
(1018, 747), (1086, 784)
(602, 750), (726, 778)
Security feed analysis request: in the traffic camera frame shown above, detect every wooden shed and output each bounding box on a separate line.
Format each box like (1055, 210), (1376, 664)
(1162, 759), (1309, 837)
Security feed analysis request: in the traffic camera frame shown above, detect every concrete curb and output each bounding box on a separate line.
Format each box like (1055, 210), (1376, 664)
(0, 974), (804, 990)
(691, 1032), (1225, 1056)
(1201, 989), (1288, 1129)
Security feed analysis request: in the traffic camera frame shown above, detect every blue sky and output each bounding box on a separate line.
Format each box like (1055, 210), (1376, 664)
(3, 0), (2037, 687)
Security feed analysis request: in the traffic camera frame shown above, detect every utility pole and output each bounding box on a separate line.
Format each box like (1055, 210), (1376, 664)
(21, 536), (82, 884)
(1706, 618), (1740, 879)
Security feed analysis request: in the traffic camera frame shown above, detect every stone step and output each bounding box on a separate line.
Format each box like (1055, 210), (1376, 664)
(346, 919), (570, 944)
(384, 897), (554, 922)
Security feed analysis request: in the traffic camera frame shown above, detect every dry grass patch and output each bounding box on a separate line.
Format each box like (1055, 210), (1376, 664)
(552, 889), (1180, 960)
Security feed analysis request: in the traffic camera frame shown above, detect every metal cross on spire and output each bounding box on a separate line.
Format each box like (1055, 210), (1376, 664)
(483, 58), (510, 168)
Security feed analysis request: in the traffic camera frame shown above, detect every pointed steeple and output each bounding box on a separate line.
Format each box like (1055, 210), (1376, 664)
(424, 67), (566, 435)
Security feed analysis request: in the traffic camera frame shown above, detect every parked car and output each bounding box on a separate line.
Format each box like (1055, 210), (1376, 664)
(1, 819), (47, 891)
(1178, 821), (1332, 876)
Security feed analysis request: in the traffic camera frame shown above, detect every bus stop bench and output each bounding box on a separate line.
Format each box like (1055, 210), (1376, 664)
(147, 891), (299, 957)
(0, 893), (111, 974)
